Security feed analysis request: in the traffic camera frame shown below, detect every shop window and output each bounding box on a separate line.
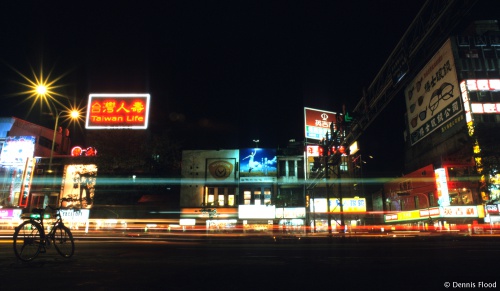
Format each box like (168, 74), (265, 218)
(228, 195), (235, 206)
(340, 159), (348, 172)
(254, 190), (262, 205)
(228, 187), (235, 206)
(264, 188), (271, 205)
(207, 187), (215, 206)
(244, 190), (251, 205)
(217, 187), (225, 206)
(208, 194), (215, 205)
(218, 195), (225, 206)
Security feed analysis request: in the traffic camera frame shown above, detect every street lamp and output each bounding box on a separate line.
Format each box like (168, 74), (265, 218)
(48, 108), (79, 172)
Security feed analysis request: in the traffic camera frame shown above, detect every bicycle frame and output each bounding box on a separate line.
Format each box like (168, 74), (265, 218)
(14, 199), (75, 261)
(27, 209), (66, 246)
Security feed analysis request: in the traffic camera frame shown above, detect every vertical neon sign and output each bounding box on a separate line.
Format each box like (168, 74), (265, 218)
(435, 168), (450, 207)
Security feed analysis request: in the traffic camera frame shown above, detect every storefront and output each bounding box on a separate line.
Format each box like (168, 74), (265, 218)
(180, 207), (239, 232)
(384, 205), (486, 232)
(309, 197), (367, 232)
(239, 205), (275, 233)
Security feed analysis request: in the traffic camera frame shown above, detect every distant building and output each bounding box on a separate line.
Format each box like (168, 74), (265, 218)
(0, 117), (72, 208)
(379, 20), (500, 228)
(178, 139), (366, 233)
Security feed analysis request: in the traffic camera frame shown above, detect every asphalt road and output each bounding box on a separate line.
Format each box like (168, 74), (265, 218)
(1, 236), (499, 291)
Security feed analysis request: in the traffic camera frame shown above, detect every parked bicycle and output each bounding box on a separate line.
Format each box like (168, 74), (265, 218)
(13, 198), (75, 262)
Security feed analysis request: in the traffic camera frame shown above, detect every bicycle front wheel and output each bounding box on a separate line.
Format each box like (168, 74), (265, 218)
(13, 221), (43, 262)
(52, 225), (74, 258)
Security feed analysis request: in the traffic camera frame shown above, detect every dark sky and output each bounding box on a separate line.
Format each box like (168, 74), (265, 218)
(0, 1), (428, 175)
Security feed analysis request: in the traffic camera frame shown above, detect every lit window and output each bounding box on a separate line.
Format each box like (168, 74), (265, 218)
(254, 190), (262, 205)
(244, 190), (251, 205)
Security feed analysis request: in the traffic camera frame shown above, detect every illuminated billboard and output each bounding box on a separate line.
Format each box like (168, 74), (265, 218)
(463, 79), (500, 114)
(0, 136), (35, 165)
(309, 197), (367, 213)
(85, 94), (150, 129)
(404, 39), (462, 145)
(384, 206), (481, 222)
(238, 205), (276, 219)
(239, 148), (277, 182)
(435, 168), (450, 207)
(304, 107), (337, 141)
(61, 164), (97, 208)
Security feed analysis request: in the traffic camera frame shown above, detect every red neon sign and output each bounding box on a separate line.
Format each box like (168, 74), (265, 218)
(85, 94), (150, 129)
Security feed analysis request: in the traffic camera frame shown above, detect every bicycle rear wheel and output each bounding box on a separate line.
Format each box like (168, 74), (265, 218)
(52, 224), (74, 258)
(13, 221), (43, 262)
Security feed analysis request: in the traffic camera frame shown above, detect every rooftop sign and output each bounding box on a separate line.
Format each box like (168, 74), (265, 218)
(304, 107), (337, 141)
(85, 94), (150, 129)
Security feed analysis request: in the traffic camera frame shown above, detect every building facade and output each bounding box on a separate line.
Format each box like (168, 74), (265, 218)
(380, 20), (500, 229)
(179, 143), (323, 233)
(0, 117), (73, 209)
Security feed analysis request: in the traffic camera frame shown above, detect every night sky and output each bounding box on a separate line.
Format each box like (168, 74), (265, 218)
(0, 1), (429, 176)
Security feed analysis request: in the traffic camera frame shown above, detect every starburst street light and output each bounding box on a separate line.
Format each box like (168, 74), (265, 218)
(9, 63), (69, 117)
(48, 108), (80, 172)
(10, 63), (84, 171)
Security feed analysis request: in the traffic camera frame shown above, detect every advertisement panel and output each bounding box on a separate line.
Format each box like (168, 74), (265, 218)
(435, 168), (450, 207)
(309, 197), (367, 213)
(404, 39), (462, 145)
(85, 94), (150, 129)
(304, 107), (337, 141)
(275, 207), (306, 219)
(465, 79), (500, 114)
(206, 158), (236, 183)
(0, 136), (35, 165)
(61, 164), (97, 208)
(239, 148), (277, 182)
(384, 206), (481, 222)
(238, 205), (276, 219)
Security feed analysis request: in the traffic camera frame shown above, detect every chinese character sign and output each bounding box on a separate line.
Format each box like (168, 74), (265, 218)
(304, 107), (337, 140)
(404, 39), (462, 145)
(85, 94), (150, 129)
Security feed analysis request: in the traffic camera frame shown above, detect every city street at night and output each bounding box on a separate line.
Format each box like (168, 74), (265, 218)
(0, 235), (499, 290)
(2, 2), (500, 290)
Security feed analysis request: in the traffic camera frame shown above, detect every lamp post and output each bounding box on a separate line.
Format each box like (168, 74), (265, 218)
(48, 108), (79, 172)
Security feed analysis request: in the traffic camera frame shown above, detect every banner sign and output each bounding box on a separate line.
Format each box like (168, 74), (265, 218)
(86, 94), (150, 129)
(404, 39), (462, 145)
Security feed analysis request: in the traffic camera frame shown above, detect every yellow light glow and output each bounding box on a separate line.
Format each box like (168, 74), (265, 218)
(70, 110), (79, 119)
(36, 84), (47, 96)
(9, 62), (70, 117)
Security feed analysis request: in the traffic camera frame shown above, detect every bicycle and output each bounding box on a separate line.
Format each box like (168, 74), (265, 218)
(13, 198), (75, 262)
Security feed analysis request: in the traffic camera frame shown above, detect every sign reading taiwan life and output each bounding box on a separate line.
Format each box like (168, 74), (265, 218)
(304, 107), (337, 141)
(404, 39), (462, 145)
(239, 148), (277, 183)
(86, 94), (151, 129)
